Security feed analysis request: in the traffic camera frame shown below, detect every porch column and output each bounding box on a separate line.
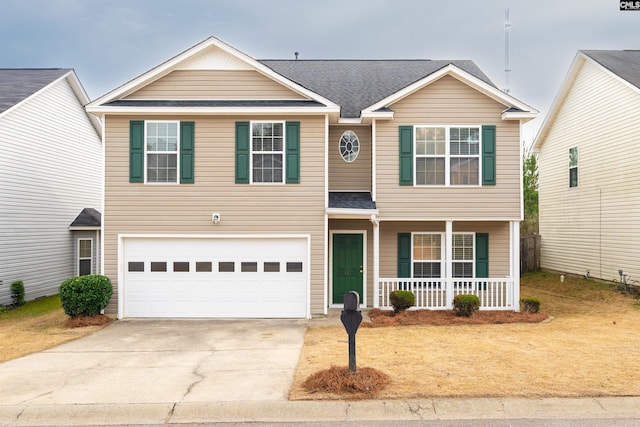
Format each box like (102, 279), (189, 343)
(371, 215), (380, 308)
(511, 220), (521, 312)
(445, 220), (453, 309)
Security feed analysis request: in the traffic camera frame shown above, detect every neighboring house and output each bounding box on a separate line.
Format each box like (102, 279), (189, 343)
(533, 50), (640, 283)
(86, 37), (536, 319)
(0, 69), (102, 305)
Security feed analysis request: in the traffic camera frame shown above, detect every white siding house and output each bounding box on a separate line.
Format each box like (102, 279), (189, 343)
(0, 69), (102, 305)
(533, 51), (640, 283)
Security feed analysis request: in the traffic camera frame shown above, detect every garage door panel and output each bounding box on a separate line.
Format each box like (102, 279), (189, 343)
(123, 237), (308, 318)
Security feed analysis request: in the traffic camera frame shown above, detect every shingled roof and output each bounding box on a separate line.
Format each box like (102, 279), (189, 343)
(69, 208), (101, 229)
(259, 60), (496, 118)
(0, 69), (71, 114)
(581, 50), (640, 90)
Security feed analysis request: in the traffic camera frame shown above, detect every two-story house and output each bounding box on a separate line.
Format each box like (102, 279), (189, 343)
(86, 37), (537, 319)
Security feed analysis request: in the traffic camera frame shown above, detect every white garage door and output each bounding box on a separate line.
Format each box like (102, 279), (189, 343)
(122, 237), (308, 318)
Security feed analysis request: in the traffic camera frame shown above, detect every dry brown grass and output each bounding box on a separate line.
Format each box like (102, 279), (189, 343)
(291, 272), (640, 400)
(0, 308), (110, 363)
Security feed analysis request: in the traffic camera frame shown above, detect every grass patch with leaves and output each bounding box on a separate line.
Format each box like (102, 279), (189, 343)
(291, 271), (640, 400)
(0, 295), (111, 363)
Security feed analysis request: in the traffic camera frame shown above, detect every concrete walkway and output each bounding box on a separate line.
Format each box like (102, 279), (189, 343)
(1, 316), (639, 425)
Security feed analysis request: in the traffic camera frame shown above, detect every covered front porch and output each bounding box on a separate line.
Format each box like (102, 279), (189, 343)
(327, 206), (521, 312)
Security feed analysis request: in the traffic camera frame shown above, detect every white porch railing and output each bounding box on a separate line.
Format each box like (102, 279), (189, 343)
(377, 278), (516, 311)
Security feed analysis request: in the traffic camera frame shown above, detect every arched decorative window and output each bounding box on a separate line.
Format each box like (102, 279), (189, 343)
(339, 130), (360, 163)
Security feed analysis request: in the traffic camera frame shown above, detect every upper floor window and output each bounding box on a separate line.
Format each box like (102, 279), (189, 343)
(339, 130), (360, 163)
(129, 120), (194, 184)
(415, 126), (480, 186)
(252, 121), (284, 183)
(569, 146), (578, 188)
(399, 125), (494, 187)
(146, 121), (179, 183)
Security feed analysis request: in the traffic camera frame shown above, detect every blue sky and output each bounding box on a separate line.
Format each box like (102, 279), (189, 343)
(1, 0), (638, 140)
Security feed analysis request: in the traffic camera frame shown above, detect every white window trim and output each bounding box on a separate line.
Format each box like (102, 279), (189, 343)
(411, 232), (476, 278)
(250, 120), (286, 185)
(411, 232), (445, 278)
(452, 232), (475, 278)
(569, 146), (578, 188)
(339, 130), (360, 163)
(413, 125), (482, 187)
(77, 238), (93, 276)
(144, 120), (180, 184)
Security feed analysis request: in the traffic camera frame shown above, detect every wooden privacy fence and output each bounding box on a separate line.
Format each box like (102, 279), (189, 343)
(520, 234), (541, 274)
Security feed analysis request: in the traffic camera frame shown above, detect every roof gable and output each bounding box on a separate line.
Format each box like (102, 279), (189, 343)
(534, 50), (640, 150)
(582, 50), (640, 90)
(0, 68), (101, 135)
(88, 37), (338, 112)
(0, 69), (71, 114)
(260, 59), (497, 119)
(87, 36), (536, 123)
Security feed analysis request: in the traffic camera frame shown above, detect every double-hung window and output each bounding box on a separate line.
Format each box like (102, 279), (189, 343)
(569, 146), (578, 188)
(414, 126), (480, 186)
(78, 239), (92, 276)
(146, 121), (179, 183)
(411, 233), (475, 278)
(412, 233), (443, 278)
(252, 121), (284, 183)
(452, 233), (474, 278)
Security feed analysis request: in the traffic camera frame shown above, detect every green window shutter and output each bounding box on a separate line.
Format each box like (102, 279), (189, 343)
(399, 126), (414, 186)
(285, 121), (300, 184)
(482, 125), (496, 186)
(475, 233), (489, 278)
(129, 120), (144, 183)
(180, 121), (195, 184)
(235, 121), (250, 184)
(397, 233), (412, 278)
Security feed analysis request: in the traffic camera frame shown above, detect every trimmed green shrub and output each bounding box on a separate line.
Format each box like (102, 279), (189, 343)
(59, 275), (112, 317)
(389, 290), (415, 314)
(521, 297), (541, 313)
(10, 280), (25, 307)
(453, 294), (480, 317)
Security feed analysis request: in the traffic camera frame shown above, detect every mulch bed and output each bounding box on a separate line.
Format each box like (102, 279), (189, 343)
(65, 314), (113, 328)
(362, 308), (549, 327)
(301, 365), (390, 399)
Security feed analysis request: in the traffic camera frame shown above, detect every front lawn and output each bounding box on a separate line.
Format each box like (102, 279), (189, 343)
(0, 296), (108, 362)
(291, 272), (640, 399)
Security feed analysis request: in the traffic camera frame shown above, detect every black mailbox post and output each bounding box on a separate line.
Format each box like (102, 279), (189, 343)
(340, 291), (362, 372)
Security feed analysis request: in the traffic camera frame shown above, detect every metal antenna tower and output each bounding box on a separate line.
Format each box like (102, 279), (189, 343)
(504, 8), (511, 94)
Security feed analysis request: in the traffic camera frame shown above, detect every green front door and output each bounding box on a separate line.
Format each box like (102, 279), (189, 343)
(332, 233), (364, 304)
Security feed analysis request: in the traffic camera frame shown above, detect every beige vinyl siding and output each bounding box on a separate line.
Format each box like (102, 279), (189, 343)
(103, 115), (326, 314)
(378, 221), (510, 278)
(124, 70), (306, 100)
(0, 78), (102, 305)
(376, 75), (521, 220)
(329, 126), (372, 191)
(538, 59), (640, 282)
(329, 219), (373, 306)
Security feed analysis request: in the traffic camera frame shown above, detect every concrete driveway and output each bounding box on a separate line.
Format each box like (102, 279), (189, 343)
(1, 319), (307, 406)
